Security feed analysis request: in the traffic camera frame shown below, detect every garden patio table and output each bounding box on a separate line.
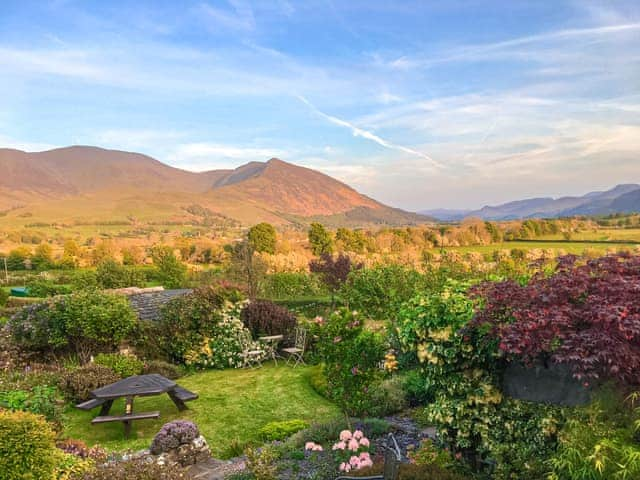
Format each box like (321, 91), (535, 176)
(259, 334), (284, 365)
(75, 373), (198, 437)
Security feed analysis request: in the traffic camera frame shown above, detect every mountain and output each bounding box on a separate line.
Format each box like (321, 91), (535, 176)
(0, 146), (431, 226)
(421, 184), (640, 221)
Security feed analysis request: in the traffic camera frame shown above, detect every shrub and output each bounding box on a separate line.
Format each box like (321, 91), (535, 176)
(307, 364), (328, 398)
(93, 353), (143, 378)
(0, 385), (60, 423)
(60, 364), (120, 402)
(9, 290), (138, 362)
(247, 223), (277, 254)
(366, 376), (408, 417)
(96, 259), (146, 289)
(309, 253), (362, 299)
(245, 444), (279, 480)
(341, 265), (426, 321)
(142, 360), (182, 379)
(241, 300), (297, 340)
(79, 458), (187, 480)
(0, 288), (8, 307)
(311, 309), (386, 416)
(25, 277), (71, 297)
(259, 419), (309, 441)
(259, 272), (327, 300)
(159, 287), (258, 369)
(150, 420), (200, 455)
(471, 253), (640, 385)
(0, 410), (60, 480)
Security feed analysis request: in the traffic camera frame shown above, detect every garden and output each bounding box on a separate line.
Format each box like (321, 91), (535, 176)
(1, 237), (640, 479)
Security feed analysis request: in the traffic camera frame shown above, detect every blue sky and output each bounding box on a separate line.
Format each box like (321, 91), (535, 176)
(1, 0), (639, 210)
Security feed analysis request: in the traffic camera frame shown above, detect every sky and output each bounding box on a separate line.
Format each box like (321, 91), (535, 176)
(1, 0), (639, 211)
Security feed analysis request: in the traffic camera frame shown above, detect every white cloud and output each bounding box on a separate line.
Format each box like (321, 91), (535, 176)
(297, 95), (443, 169)
(167, 142), (288, 171)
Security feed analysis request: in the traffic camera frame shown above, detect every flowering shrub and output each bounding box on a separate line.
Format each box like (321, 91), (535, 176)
(332, 429), (373, 473)
(150, 420), (200, 455)
(183, 302), (262, 369)
(160, 287), (260, 369)
(311, 308), (386, 415)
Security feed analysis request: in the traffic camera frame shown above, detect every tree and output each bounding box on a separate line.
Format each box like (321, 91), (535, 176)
(227, 241), (267, 300)
(248, 222), (277, 254)
(6, 247), (31, 270)
(151, 246), (187, 289)
(96, 258), (146, 289)
(308, 222), (333, 256)
(309, 253), (362, 307)
(31, 244), (53, 270)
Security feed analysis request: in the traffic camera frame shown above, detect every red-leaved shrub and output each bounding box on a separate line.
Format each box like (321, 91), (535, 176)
(240, 300), (297, 340)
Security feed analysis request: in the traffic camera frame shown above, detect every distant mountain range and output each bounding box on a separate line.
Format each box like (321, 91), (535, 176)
(421, 184), (640, 221)
(0, 146), (430, 227)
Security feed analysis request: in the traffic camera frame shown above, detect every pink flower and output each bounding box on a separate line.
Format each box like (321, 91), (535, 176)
(353, 430), (364, 440)
(359, 437), (370, 447)
(339, 462), (351, 472)
(348, 438), (360, 451)
(305, 442), (315, 450)
(359, 452), (371, 460)
(349, 455), (361, 468)
(333, 441), (346, 450)
(312, 444), (323, 451)
(339, 430), (352, 441)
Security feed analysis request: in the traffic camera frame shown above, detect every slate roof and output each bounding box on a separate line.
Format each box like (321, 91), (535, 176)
(127, 289), (192, 321)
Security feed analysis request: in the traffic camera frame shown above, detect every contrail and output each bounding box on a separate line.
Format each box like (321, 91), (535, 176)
(296, 95), (443, 169)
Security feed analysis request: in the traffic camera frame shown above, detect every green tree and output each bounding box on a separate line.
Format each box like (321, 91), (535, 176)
(308, 222), (333, 255)
(151, 246), (187, 289)
(248, 222), (277, 254)
(6, 247), (31, 270)
(96, 259), (146, 289)
(31, 243), (54, 270)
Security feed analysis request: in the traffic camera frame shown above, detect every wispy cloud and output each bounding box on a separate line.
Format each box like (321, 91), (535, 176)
(297, 95), (443, 169)
(198, 0), (256, 32)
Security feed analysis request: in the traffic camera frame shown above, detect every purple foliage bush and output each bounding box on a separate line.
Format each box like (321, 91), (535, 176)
(150, 420), (200, 455)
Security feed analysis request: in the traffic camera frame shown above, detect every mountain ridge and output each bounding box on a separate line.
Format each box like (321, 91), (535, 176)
(0, 145), (431, 226)
(421, 184), (640, 221)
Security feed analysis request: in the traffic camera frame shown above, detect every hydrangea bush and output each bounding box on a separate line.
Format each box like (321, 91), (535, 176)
(303, 429), (373, 474)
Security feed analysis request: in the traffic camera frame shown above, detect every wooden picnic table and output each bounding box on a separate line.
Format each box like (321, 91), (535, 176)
(75, 374), (198, 437)
(259, 334), (284, 365)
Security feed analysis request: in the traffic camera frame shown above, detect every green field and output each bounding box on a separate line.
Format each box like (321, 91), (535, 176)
(62, 364), (339, 457)
(431, 240), (640, 255)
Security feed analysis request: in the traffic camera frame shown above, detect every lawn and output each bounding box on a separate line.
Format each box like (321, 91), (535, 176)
(62, 364), (340, 458)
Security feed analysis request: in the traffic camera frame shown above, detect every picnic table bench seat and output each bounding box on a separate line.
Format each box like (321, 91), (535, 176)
(76, 398), (106, 411)
(172, 386), (198, 402)
(91, 411), (160, 424)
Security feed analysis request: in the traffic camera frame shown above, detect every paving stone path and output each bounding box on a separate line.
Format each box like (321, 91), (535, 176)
(188, 457), (246, 480)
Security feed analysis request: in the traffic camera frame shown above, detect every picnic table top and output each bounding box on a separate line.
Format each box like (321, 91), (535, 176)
(91, 374), (177, 400)
(259, 334), (284, 341)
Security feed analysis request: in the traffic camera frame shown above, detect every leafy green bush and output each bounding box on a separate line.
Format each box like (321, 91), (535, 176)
(259, 272), (327, 299)
(95, 259), (146, 289)
(310, 308), (386, 416)
(306, 364), (328, 398)
(341, 265), (426, 321)
(0, 288), (8, 307)
(0, 385), (60, 423)
(353, 463), (468, 480)
(25, 277), (71, 297)
(142, 360), (182, 379)
(245, 444), (280, 480)
(60, 364), (120, 402)
(366, 375), (408, 417)
(259, 419), (309, 441)
(94, 353), (144, 378)
(0, 410), (61, 480)
(8, 290), (138, 361)
(240, 300), (297, 340)
(151, 246), (187, 289)
(548, 389), (640, 480)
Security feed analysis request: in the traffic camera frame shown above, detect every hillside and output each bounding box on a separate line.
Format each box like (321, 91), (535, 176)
(0, 146), (430, 227)
(422, 184), (640, 221)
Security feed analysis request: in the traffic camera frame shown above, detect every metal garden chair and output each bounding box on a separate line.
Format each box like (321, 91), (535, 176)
(282, 327), (307, 367)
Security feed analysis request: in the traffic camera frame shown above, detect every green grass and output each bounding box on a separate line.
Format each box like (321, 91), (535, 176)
(428, 240), (639, 255)
(62, 364), (339, 457)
